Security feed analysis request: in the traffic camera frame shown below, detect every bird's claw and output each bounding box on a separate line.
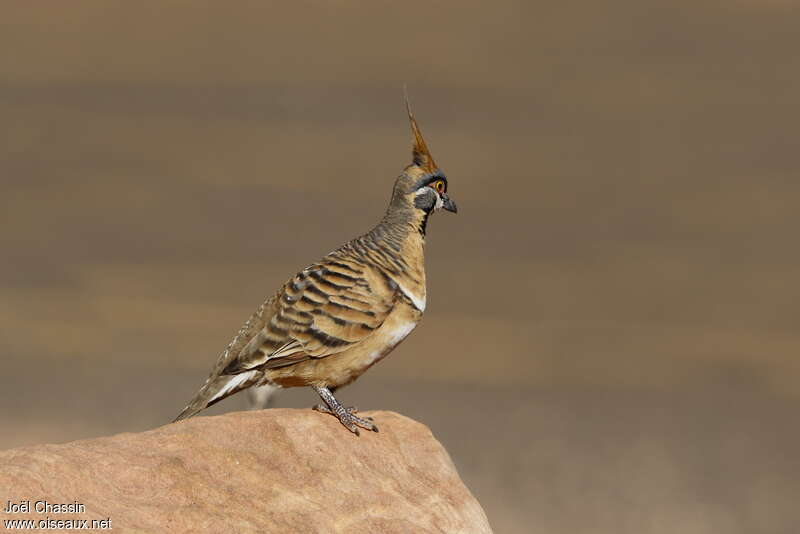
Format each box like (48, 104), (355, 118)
(341, 412), (379, 435)
(313, 403), (356, 414)
(313, 404), (378, 434)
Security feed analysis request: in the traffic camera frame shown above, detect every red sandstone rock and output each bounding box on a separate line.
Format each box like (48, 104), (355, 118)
(0, 409), (492, 533)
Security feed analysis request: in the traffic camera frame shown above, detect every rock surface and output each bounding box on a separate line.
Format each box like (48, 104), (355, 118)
(0, 409), (492, 533)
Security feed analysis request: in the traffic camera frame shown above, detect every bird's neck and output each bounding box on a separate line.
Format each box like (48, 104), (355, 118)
(370, 209), (427, 265)
(367, 208), (427, 309)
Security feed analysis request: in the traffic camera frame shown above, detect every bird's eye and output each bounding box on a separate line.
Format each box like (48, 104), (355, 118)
(431, 180), (446, 193)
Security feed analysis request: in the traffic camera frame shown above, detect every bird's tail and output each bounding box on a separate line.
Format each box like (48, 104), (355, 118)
(173, 370), (261, 423)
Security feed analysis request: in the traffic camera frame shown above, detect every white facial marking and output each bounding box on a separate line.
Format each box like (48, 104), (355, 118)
(415, 186), (443, 212)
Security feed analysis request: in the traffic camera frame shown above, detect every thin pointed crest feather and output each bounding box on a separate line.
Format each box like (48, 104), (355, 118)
(404, 88), (437, 173)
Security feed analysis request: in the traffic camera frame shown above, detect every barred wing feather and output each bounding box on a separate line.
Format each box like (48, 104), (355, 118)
(224, 258), (396, 374)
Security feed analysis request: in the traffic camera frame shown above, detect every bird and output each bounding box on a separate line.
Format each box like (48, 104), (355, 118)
(173, 94), (457, 434)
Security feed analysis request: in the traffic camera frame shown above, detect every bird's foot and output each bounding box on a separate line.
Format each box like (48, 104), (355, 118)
(312, 403), (362, 416)
(312, 387), (378, 435)
(313, 404), (377, 434)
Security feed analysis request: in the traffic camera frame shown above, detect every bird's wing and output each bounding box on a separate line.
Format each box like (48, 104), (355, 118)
(222, 257), (397, 374)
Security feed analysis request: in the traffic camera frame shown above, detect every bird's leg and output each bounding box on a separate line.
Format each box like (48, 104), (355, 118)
(312, 386), (368, 419)
(312, 386), (378, 435)
(312, 386), (341, 414)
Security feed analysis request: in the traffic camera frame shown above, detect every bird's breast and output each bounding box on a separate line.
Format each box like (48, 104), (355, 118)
(352, 300), (422, 371)
(364, 316), (418, 366)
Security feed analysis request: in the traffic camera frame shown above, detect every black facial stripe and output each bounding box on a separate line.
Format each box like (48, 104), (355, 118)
(414, 188), (437, 212)
(410, 170), (447, 192)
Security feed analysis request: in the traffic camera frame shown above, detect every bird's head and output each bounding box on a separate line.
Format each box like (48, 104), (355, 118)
(387, 93), (457, 232)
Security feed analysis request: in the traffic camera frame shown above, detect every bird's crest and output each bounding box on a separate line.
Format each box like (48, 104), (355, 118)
(404, 88), (438, 173)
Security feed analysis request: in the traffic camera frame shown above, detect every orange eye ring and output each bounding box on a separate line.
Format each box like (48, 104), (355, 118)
(431, 180), (445, 194)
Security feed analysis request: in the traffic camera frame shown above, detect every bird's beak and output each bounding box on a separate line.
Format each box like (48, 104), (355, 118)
(442, 194), (458, 213)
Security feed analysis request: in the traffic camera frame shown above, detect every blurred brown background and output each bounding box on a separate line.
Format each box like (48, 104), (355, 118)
(1, 2), (798, 533)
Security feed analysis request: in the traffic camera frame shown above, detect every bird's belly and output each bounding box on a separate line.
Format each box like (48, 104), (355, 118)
(362, 318), (417, 366)
(267, 302), (421, 388)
